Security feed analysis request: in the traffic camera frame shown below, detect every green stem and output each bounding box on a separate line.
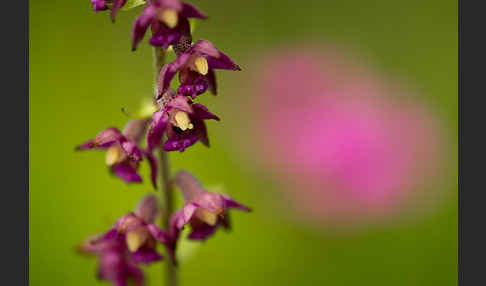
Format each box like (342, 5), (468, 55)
(153, 46), (178, 286)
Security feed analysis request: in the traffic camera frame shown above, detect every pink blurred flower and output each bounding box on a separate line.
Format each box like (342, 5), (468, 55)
(250, 46), (444, 224)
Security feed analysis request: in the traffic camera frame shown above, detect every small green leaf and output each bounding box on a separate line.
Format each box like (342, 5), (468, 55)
(137, 97), (158, 118)
(121, 97), (157, 119)
(121, 0), (146, 11)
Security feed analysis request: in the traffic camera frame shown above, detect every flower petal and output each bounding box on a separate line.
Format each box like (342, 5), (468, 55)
(167, 94), (194, 113)
(171, 203), (198, 230)
(91, 0), (108, 12)
(206, 52), (241, 71)
(132, 246), (163, 264)
(163, 133), (198, 152)
(191, 40), (241, 71)
(75, 139), (96, 150)
(112, 162), (142, 183)
(101, 227), (119, 241)
(206, 68), (217, 95)
(221, 194), (252, 211)
(135, 194), (159, 223)
(146, 223), (177, 264)
(209, 58), (240, 71)
(157, 0), (183, 10)
(193, 119), (209, 147)
(157, 52), (191, 96)
(220, 212), (231, 230)
(193, 192), (225, 213)
(94, 128), (124, 147)
(190, 40), (219, 57)
(192, 104), (220, 121)
(146, 223), (171, 245)
(187, 223), (217, 240)
(97, 239), (144, 286)
(131, 4), (156, 51)
(114, 212), (142, 233)
(122, 119), (150, 144)
(121, 262), (145, 286)
(146, 110), (169, 151)
(121, 141), (143, 162)
(149, 29), (181, 50)
(178, 81), (208, 99)
(79, 233), (107, 254)
(180, 2), (207, 19)
(144, 151), (158, 189)
(174, 170), (204, 202)
(110, 0), (127, 23)
(177, 73), (208, 98)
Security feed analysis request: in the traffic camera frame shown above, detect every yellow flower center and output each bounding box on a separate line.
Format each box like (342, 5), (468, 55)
(195, 208), (218, 226)
(105, 146), (121, 166)
(160, 9), (178, 29)
(126, 229), (148, 252)
(174, 111), (194, 131)
(194, 56), (208, 75)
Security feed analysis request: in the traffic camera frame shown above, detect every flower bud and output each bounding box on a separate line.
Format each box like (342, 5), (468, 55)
(123, 119), (150, 143)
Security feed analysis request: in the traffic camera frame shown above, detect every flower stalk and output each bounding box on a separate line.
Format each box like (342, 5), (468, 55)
(159, 146), (177, 286)
(153, 45), (178, 286)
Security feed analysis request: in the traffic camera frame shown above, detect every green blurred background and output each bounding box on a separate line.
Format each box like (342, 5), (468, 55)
(30, 0), (457, 285)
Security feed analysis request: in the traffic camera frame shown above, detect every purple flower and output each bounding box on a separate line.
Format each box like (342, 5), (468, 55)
(80, 235), (144, 286)
(146, 92), (220, 152)
(157, 39), (241, 99)
(248, 47), (445, 223)
(76, 119), (159, 188)
(81, 195), (172, 267)
(169, 170), (250, 242)
(90, 0), (127, 22)
(131, 0), (206, 51)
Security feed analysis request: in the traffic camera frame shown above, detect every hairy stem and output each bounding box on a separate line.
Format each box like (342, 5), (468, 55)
(153, 46), (178, 286)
